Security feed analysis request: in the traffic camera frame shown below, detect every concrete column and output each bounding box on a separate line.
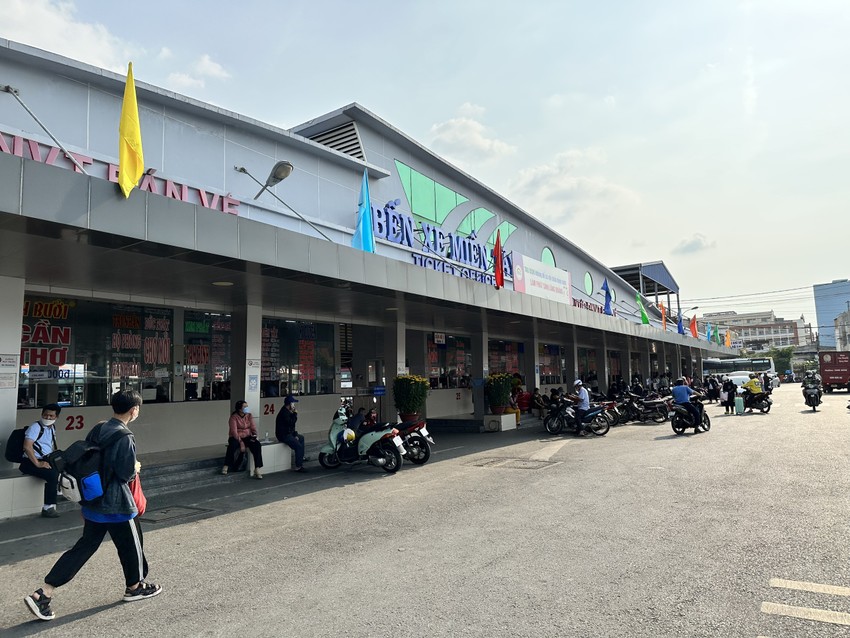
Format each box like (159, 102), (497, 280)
(0, 277), (26, 459)
(351, 324), (373, 389)
(595, 334), (608, 395)
(230, 304), (263, 428)
(172, 308), (185, 402)
(531, 318), (541, 390)
(672, 343), (682, 379)
(569, 325), (578, 382)
(333, 322), (341, 394)
(471, 310), (488, 419)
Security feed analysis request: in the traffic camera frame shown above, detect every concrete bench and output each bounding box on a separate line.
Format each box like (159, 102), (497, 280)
(247, 441), (292, 475)
(0, 472), (48, 520)
(483, 413), (518, 432)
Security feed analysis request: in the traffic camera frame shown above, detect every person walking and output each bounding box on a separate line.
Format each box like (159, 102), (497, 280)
(18, 403), (61, 518)
(721, 376), (737, 415)
(275, 395), (306, 472)
(221, 400), (263, 479)
(24, 390), (161, 621)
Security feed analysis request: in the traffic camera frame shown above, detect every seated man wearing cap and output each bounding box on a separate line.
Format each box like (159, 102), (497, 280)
(567, 379), (590, 436)
(275, 395), (306, 472)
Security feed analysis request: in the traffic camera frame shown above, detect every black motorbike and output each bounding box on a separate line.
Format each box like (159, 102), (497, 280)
(669, 396), (710, 435)
(802, 382), (821, 412)
(543, 399), (609, 436)
(743, 390), (773, 413)
(621, 392), (668, 423)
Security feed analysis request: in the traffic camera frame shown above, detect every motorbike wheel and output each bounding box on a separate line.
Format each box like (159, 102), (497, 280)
(760, 403), (771, 414)
(700, 413), (711, 432)
(406, 435), (431, 465)
(589, 415), (609, 436)
(319, 452), (341, 469)
(671, 416), (687, 435)
(602, 410), (616, 427)
(811, 400), (817, 412)
(651, 408), (667, 424)
(545, 414), (564, 435)
(381, 443), (403, 473)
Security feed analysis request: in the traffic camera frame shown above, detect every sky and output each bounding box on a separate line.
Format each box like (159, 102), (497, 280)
(4, 0), (849, 330)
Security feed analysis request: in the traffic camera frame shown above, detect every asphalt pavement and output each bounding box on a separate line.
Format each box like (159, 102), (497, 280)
(0, 384), (847, 637)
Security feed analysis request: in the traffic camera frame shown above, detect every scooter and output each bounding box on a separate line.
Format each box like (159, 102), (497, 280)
(743, 390), (773, 413)
(669, 396), (711, 435)
(621, 392), (668, 423)
(803, 383), (821, 412)
(319, 408), (407, 473)
(543, 399), (609, 436)
(392, 417), (434, 465)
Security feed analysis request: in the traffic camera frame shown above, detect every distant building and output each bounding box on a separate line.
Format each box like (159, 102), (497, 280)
(702, 310), (814, 352)
(814, 279), (850, 348)
(835, 309), (850, 351)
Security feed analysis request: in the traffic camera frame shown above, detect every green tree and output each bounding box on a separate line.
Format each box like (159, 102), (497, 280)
(766, 346), (794, 375)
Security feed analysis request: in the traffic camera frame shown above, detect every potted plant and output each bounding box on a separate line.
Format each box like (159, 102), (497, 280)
(392, 374), (430, 420)
(485, 373), (513, 414)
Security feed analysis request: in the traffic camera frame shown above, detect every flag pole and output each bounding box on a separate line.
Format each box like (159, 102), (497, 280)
(2, 85), (89, 175)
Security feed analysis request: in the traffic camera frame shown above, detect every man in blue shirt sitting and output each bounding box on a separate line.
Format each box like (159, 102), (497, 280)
(671, 378), (701, 429)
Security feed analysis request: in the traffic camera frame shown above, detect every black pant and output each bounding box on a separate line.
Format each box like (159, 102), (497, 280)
(46, 517), (148, 588)
(225, 437), (263, 470)
(280, 433), (305, 468)
(19, 459), (58, 506)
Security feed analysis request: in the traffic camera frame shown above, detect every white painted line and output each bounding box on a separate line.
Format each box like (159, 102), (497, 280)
(529, 440), (571, 462)
(761, 601), (850, 626)
(0, 525), (82, 545)
(432, 446), (465, 454)
(770, 578), (850, 597)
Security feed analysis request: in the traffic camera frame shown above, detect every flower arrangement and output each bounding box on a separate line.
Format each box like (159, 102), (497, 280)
(485, 373), (514, 407)
(392, 374), (430, 416)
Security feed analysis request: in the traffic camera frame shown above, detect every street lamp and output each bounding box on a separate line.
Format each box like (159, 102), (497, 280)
(234, 163), (332, 242)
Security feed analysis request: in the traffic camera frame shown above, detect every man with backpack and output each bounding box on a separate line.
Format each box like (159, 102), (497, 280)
(24, 390), (162, 622)
(18, 403), (61, 518)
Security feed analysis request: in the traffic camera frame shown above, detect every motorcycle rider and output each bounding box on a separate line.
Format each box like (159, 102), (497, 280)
(741, 373), (763, 412)
(801, 370), (823, 405)
(671, 377), (701, 429)
(567, 379), (590, 437)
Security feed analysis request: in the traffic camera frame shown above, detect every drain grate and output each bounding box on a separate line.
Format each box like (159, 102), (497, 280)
(469, 457), (559, 470)
(139, 506), (213, 523)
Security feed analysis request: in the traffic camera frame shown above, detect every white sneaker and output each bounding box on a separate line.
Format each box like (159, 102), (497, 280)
(253, 469), (263, 480)
(220, 466), (228, 475)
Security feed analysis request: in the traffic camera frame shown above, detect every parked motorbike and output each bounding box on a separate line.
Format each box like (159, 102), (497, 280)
(543, 399), (609, 436)
(742, 390), (773, 413)
(319, 408), (407, 473)
(393, 417), (435, 465)
(803, 383), (821, 412)
(669, 396), (711, 435)
(621, 392), (668, 423)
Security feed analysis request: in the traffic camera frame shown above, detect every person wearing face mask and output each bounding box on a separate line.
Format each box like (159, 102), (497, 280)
(19, 403), (61, 518)
(24, 390), (161, 622)
(222, 400), (263, 479)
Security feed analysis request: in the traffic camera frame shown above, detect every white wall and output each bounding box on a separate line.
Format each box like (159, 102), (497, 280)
(425, 388), (474, 418)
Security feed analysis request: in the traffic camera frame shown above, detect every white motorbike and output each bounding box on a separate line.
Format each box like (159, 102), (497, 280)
(319, 408), (407, 473)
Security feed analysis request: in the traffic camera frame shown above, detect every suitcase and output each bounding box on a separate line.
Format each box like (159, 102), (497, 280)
(734, 396), (745, 415)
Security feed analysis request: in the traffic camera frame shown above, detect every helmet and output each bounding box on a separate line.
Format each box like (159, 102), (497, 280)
(675, 377), (685, 386)
(749, 373), (756, 379)
(343, 428), (356, 443)
(573, 379), (582, 387)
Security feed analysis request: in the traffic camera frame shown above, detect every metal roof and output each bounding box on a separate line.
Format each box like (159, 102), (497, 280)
(612, 261), (680, 296)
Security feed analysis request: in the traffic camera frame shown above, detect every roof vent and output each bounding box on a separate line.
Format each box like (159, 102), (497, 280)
(307, 121), (364, 160)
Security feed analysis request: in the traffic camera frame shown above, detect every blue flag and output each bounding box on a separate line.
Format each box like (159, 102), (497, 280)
(706, 323), (712, 342)
(351, 169), (375, 253)
(600, 277), (612, 315)
(677, 314), (685, 335)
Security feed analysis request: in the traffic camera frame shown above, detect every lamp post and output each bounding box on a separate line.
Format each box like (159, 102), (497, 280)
(234, 163), (333, 242)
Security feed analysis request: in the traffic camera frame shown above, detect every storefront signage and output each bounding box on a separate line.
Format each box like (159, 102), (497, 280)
(572, 299), (607, 315)
(433, 332), (446, 345)
(0, 130), (240, 215)
(512, 254), (572, 305)
(373, 202), (512, 285)
(0, 354), (19, 371)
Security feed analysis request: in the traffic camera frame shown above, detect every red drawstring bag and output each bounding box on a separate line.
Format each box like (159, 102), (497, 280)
(128, 475), (147, 516)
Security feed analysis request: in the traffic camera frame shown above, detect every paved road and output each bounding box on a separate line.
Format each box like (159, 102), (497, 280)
(0, 384), (847, 637)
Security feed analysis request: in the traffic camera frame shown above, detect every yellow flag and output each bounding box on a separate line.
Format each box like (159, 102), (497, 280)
(118, 62), (144, 198)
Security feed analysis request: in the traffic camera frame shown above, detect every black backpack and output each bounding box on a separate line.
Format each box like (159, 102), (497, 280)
(4, 423), (54, 463)
(48, 424), (131, 505)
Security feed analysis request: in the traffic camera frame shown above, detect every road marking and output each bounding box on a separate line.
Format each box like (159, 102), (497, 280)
(433, 446), (464, 454)
(770, 578), (850, 597)
(0, 525), (82, 545)
(761, 602), (850, 626)
(529, 440), (571, 461)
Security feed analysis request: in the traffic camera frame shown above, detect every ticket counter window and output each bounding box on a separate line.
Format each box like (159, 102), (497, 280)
(183, 312), (232, 401)
(261, 319), (335, 396)
(488, 340), (520, 376)
(577, 348), (597, 385)
(427, 335), (472, 389)
(538, 344), (563, 385)
(18, 296), (173, 408)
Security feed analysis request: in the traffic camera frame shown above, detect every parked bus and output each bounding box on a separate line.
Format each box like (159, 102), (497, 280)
(702, 357), (776, 377)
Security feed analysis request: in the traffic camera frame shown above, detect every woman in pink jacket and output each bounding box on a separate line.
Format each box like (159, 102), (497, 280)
(222, 400), (263, 479)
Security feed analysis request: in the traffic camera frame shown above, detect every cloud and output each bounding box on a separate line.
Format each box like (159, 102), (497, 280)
(194, 54), (230, 79)
(2, 0), (139, 72)
(507, 149), (640, 226)
(166, 72), (205, 91)
(429, 113), (516, 163)
(457, 102), (485, 118)
(671, 233), (717, 255)
(157, 46), (173, 61)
